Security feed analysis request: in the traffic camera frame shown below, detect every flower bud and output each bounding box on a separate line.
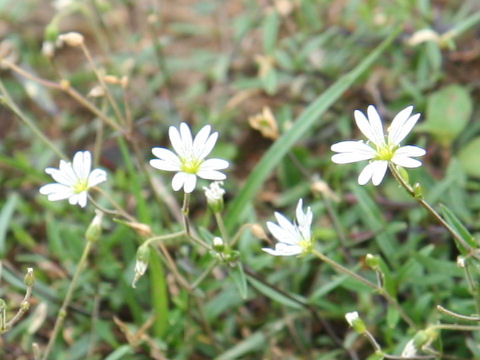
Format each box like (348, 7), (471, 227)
(345, 311), (366, 334)
(457, 256), (466, 268)
(87, 85), (105, 98)
(365, 254), (380, 270)
(203, 181), (225, 213)
(398, 166), (410, 184)
(213, 237), (224, 252)
(86, 210), (103, 243)
(44, 22), (59, 42)
(132, 244), (150, 288)
(42, 41), (55, 58)
(413, 182), (423, 199)
(24, 268), (35, 287)
(250, 223), (267, 240)
(58, 32), (84, 47)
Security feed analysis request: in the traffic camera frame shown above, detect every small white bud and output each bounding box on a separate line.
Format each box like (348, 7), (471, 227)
(457, 256), (466, 268)
(42, 41), (55, 58)
(87, 85), (105, 98)
(204, 181), (225, 212)
(345, 311), (359, 326)
(132, 244), (150, 288)
(213, 237), (223, 247)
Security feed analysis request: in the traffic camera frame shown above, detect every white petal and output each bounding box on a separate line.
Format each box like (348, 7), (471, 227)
(196, 169), (226, 180)
(179, 123), (193, 154)
(152, 147), (181, 166)
(77, 191), (88, 208)
(45, 166), (75, 186)
(296, 200), (312, 241)
(88, 169), (107, 187)
(331, 152), (375, 164)
(392, 156), (422, 168)
(262, 243), (303, 256)
(192, 125), (214, 159)
(394, 145), (426, 157)
(371, 160), (388, 186)
(387, 106), (413, 144)
(367, 105), (386, 146)
(274, 212), (300, 241)
(389, 112), (420, 145)
(200, 158), (229, 171)
(358, 161), (388, 186)
(354, 109), (378, 145)
(266, 221), (299, 245)
(197, 131), (219, 160)
(331, 140), (375, 154)
(169, 125), (186, 158)
(172, 172), (187, 191)
(150, 159), (180, 172)
(295, 199), (305, 225)
(183, 173), (197, 193)
(68, 193), (81, 206)
(39, 183), (73, 200)
(72, 151), (91, 180)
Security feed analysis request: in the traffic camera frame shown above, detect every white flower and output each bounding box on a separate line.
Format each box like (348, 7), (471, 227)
(262, 199), (313, 256)
(345, 311), (359, 326)
(331, 105), (426, 186)
(401, 339), (418, 358)
(204, 181), (225, 203)
(150, 123), (229, 193)
(39, 151), (107, 208)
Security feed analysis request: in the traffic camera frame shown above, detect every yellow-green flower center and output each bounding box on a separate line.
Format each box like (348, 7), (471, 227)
(299, 238), (312, 253)
(73, 179), (89, 194)
(181, 157), (202, 174)
(375, 143), (398, 161)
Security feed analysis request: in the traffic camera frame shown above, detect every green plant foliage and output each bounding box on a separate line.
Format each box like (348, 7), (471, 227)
(423, 84), (473, 146)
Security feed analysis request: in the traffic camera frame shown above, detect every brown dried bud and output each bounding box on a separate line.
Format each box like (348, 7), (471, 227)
(58, 32), (84, 47)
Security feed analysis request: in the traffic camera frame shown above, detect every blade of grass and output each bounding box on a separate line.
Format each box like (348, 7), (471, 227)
(225, 27), (402, 231)
(0, 193), (19, 258)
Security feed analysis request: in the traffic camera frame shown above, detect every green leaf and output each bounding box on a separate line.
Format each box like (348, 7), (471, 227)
(458, 137), (480, 177)
(440, 204), (477, 254)
(215, 332), (266, 360)
(0, 193), (19, 258)
(262, 10), (279, 55)
(225, 27), (402, 231)
(104, 345), (134, 360)
(230, 262), (248, 299)
(423, 85), (472, 146)
(150, 251), (169, 338)
(247, 275), (303, 309)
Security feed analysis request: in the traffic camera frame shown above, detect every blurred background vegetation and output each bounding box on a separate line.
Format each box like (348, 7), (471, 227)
(1, 0), (480, 359)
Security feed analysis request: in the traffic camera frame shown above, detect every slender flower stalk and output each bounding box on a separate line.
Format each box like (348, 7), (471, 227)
(39, 151), (107, 208)
(388, 164), (480, 261)
(331, 105), (426, 186)
(150, 122), (229, 193)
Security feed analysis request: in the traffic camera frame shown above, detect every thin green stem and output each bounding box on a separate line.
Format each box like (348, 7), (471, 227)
(464, 260), (480, 314)
(80, 42), (126, 126)
(182, 193), (191, 236)
(389, 164), (480, 261)
(0, 59), (124, 134)
(41, 239), (94, 360)
(433, 323), (480, 331)
(214, 212), (230, 245)
(92, 187), (135, 222)
(231, 224), (252, 248)
(144, 231), (185, 247)
(437, 305), (480, 322)
(152, 243), (191, 291)
(0, 78), (66, 160)
(312, 249), (416, 329)
(191, 261), (218, 289)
